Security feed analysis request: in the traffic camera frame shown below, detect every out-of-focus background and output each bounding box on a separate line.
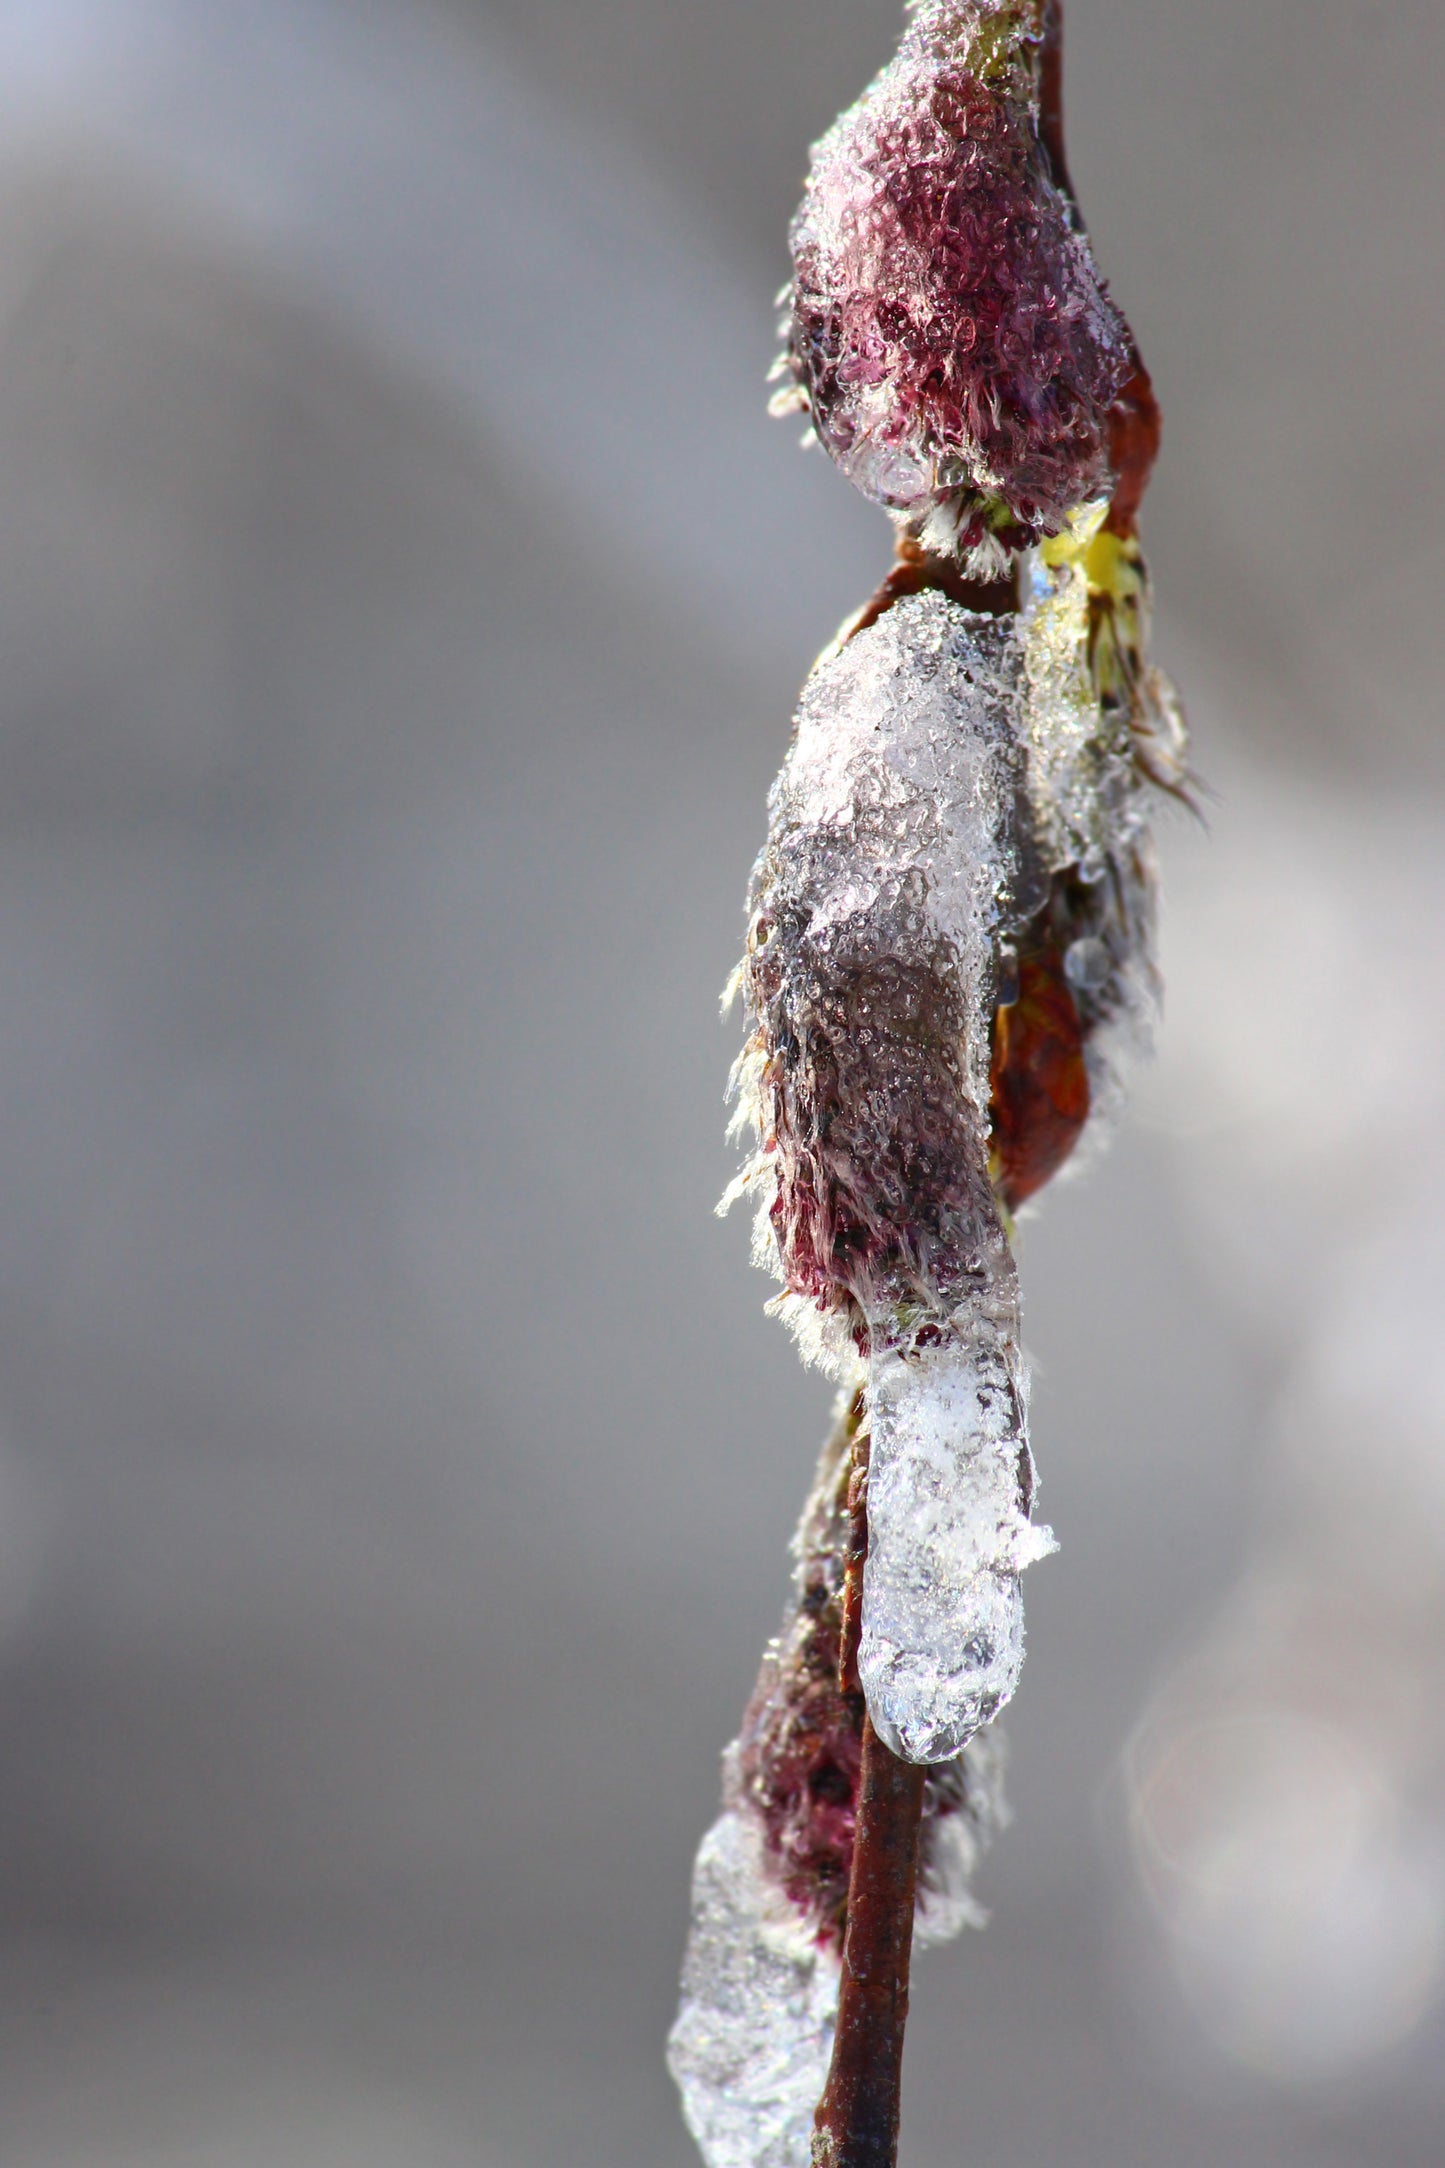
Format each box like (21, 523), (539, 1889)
(0, 1), (1440, 2161)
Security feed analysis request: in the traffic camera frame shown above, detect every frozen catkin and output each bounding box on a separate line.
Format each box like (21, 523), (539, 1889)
(777, 0), (1132, 569)
(672, 3), (1187, 2163)
(669, 1400), (1007, 2168)
(731, 591), (1055, 1762)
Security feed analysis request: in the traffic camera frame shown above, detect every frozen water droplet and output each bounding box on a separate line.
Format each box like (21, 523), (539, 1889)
(1064, 935), (1112, 993)
(842, 433), (932, 509)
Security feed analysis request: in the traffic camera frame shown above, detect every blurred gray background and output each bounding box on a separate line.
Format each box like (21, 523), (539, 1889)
(0, 1), (1440, 2162)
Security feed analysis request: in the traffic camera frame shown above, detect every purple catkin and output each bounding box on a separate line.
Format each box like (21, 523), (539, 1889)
(784, 0), (1131, 555)
(735, 1421), (862, 1949)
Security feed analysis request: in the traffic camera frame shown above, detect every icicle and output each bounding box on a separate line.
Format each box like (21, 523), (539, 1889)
(861, 1308), (1057, 1764)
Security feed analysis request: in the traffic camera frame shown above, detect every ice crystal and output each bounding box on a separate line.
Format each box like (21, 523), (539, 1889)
(1018, 504), (1185, 878)
(1019, 504), (1142, 877)
(783, 0), (1131, 565)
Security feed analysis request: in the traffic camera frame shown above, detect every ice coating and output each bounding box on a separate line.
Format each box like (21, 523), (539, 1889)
(781, 0), (1132, 563)
(862, 1326), (1057, 1763)
(667, 1802), (842, 2168)
(683, 383), (1181, 2168)
(669, 1404), (1010, 2166)
(733, 587), (1026, 1345)
(736, 1397), (1010, 1933)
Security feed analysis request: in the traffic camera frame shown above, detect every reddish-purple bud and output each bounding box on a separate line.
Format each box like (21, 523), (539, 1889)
(783, 0), (1132, 557)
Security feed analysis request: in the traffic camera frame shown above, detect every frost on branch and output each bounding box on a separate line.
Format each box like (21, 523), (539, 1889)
(779, 0), (1132, 568)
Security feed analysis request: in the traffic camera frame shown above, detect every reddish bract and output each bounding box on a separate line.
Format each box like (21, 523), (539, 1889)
(989, 948), (1090, 1209)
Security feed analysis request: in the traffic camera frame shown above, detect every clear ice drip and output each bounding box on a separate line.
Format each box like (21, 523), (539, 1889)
(861, 1324), (1056, 1763)
(667, 1804), (841, 2168)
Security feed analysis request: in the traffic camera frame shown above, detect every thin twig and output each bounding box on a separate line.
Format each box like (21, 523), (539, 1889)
(811, 1715), (927, 2168)
(811, 1422), (927, 2168)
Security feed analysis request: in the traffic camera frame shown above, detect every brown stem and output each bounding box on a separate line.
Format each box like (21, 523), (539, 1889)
(1038, 0), (1073, 203)
(837, 1423), (869, 1698)
(1104, 360), (1161, 537)
(1036, 0), (1160, 538)
(842, 534), (1018, 647)
(811, 1714), (927, 2168)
